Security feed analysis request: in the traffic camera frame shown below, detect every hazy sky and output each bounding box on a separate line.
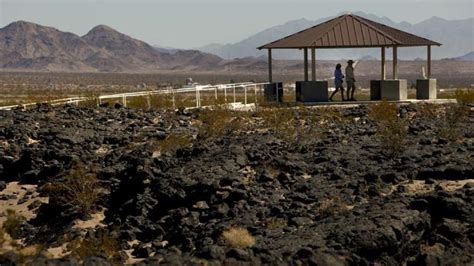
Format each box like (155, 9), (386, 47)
(0, 0), (472, 48)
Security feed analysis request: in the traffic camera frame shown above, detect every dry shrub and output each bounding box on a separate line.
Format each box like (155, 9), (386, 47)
(68, 230), (121, 263)
(48, 166), (102, 216)
(417, 103), (439, 120)
(368, 101), (408, 157)
(174, 93), (198, 109)
(154, 132), (193, 155)
(79, 91), (99, 108)
(222, 227), (256, 248)
(198, 107), (244, 139)
(439, 104), (468, 141)
(3, 209), (25, 239)
(454, 89), (474, 105)
(257, 106), (324, 145)
(126, 95), (149, 110)
(317, 198), (351, 218)
(258, 107), (297, 141)
(368, 100), (398, 122)
(150, 93), (175, 109)
(265, 217), (288, 229)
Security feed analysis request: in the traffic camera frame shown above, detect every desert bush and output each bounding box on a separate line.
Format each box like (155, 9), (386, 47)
(258, 107), (297, 141)
(439, 103), (468, 141)
(126, 95), (149, 110)
(417, 103), (439, 120)
(197, 107), (245, 139)
(257, 106), (324, 145)
(265, 217), (288, 229)
(149, 92), (175, 109)
(48, 166), (102, 217)
(368, 100), (398, 123)
(79, 91), (99, 108)
(368, 101), (408, 157)
(68, 230), (121, 263)
(221, 227), (256, 248)
(454, 89), (474, 105)
(317, 198), (351, 218)
(2, 209), (25, 239)
(154, 132), (193, 155)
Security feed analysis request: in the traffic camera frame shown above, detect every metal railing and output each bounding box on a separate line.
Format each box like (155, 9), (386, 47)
(0, 82), (270, 111)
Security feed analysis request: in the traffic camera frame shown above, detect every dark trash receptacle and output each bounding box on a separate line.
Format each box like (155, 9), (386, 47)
(370, 80), (381, 100)
(264, 82), (283, 102)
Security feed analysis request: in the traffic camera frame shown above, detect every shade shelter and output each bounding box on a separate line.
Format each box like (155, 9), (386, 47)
(257, 14), (441, 102)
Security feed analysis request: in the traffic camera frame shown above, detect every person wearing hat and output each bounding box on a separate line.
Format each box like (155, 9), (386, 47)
(345, 60), (356, 101)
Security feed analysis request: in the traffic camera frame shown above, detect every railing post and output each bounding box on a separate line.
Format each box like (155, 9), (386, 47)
(233, 84), (236, 103)
(123, 95), (127, 107)
(254, 84), (257, 104)
(224, 86), (227, 103)
(172, 89), (176, 109)
(196, 88), (199, 108)
(244, 85), (247, 105)
(147, 93), (151, 110)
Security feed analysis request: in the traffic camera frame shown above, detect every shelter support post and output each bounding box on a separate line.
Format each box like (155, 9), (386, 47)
(427, 45), (431, 79)
(304, 48), (308, 82)
(381, 47), (386, 80)
(311, 48), (316, 81)
(392, 46), (398, 79)
(268, 49), (273, 83)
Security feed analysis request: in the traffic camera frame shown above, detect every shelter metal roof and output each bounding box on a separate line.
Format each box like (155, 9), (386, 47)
(258, 14), (441, 49)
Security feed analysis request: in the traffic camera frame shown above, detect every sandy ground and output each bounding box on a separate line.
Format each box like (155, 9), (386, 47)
(0, 182), (48, 226)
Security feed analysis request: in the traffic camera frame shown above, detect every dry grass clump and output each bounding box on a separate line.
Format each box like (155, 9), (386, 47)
(317, 198), (352, 218)
(368, 100), (408, 157)
(154, 132), (193, 155)
(78, 91), (99, 108)
(257, 107), (298, 141)
(222, 227), (256, 248)
(417, 103), (439, 120)
(126, 95), (149, 110)
(454, 89), (474, 105)
(149, 92), (175, 109)
(47, 166), (102, 217)
(3, 209), (25, 239)
(67, 230), (121, 263)
(439, 104), (468, 141)
(256, 106), (324, 145)
(198, 107), (245, 139)
(265, 217), (288, 229)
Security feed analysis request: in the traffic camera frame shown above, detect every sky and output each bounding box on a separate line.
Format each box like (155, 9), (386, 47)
(0, 0), (473, 49)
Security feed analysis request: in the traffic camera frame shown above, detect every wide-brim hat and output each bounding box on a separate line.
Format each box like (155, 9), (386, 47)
(347, 60), (354, 64)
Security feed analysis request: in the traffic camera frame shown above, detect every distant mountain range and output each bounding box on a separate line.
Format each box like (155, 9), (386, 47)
(198, 12), (474, 60)
(452, 51), (474, 61)
(0, 21), (230, 72)
(0, 15), (472, 73)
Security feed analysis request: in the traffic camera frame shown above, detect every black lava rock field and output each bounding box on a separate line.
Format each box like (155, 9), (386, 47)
(0, 102), (473, 265)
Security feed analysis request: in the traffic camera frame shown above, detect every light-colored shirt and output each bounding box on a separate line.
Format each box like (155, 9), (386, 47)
(345, 65), (355, 82)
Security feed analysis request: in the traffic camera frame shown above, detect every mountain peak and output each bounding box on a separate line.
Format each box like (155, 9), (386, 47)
(3, 20), (42, 30)
(85, 24), (119, 36)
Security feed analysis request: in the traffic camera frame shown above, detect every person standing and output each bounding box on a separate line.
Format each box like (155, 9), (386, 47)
(345, 60), (356, 101)
(330, 64), (345, 101)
